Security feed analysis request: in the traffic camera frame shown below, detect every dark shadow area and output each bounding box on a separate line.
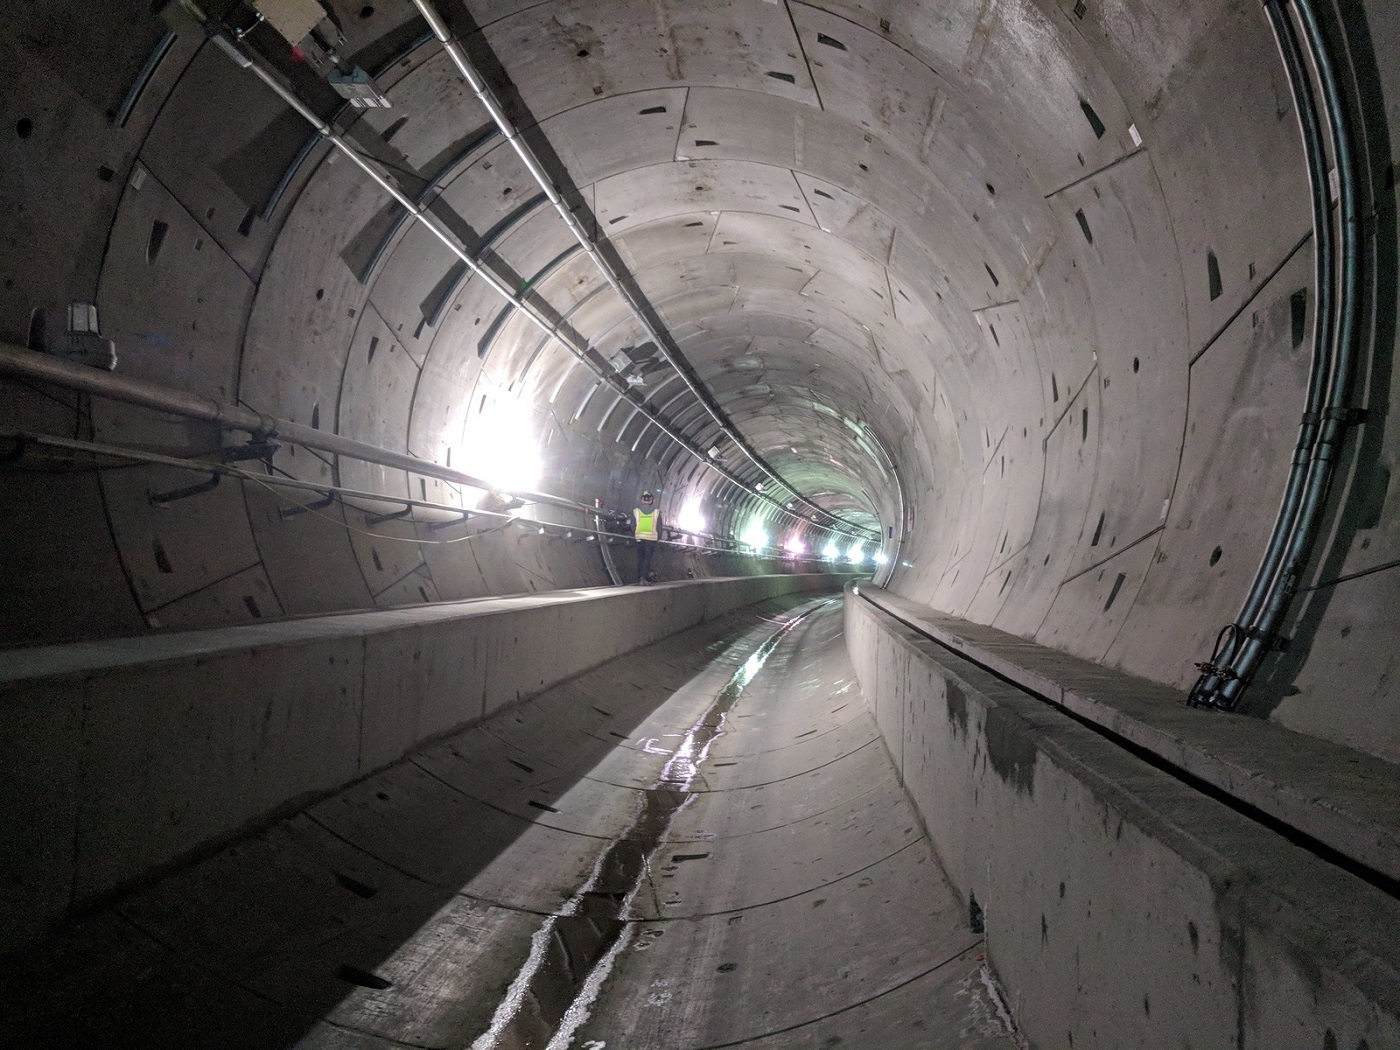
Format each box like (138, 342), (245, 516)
(0, 593), (823, 1049)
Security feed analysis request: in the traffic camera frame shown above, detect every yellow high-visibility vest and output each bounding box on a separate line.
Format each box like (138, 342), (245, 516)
(634, 509), (658, 540)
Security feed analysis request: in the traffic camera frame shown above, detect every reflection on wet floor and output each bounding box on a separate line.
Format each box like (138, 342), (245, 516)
(0, 595), (1022, 1049)
(470, 602), (820, 1049)
(305, 595), (1022, 1048)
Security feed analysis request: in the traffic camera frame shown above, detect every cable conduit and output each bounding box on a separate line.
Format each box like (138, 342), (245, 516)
(1188, 0), (1367, 711)
(406, 0), (873, 539)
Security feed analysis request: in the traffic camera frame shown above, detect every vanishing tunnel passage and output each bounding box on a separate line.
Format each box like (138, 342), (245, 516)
(0, 596), (1018, 1049)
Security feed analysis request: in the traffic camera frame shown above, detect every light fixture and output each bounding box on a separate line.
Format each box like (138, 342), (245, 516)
(739, 518), (769, 551)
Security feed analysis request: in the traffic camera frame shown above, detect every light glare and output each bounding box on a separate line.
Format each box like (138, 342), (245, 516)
(677, 496), (707, 535)
(740, 518), (770, 551)
(467, 396), (542, 495)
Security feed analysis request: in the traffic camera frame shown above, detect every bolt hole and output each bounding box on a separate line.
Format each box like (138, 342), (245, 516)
(16, 118), (34, 139)
(1132, 357), (1140, 373)
(577, 48), (589, 57)
(358, 4), (374, 18)
(1209, 546), (1222, 566)
(315, 288), (325, 300)
(985, 182), (995, 195)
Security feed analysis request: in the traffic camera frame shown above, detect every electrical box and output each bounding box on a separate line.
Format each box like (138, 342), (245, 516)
(36, 303), (117, 371)
(328, 67), (392, 108)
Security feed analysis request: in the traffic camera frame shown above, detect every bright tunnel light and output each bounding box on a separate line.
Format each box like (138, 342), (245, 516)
(677, 496), (707, 535)
(740, 518), (770, 551)
(783, 534), (806, 557)
(466, 396), (542, 494)
(846, 541), (866, 563)
(873, 551), (889, 565)
(823, 540), (841, 560)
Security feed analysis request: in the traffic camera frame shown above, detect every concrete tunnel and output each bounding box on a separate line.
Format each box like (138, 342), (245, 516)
(2, 0), (1399, 1045)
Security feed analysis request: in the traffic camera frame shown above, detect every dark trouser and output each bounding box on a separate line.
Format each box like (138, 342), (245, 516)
(636, 539), (657, 583)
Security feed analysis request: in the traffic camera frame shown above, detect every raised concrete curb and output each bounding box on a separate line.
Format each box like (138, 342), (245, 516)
(0, 573), (850, 952)
(854, 585), (1400, 883)
(845, 584), (1400, 1050)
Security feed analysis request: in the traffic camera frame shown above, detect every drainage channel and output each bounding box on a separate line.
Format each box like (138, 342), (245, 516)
(469, 600), (826, 1049)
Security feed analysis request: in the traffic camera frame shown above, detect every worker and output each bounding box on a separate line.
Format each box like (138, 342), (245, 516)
(633, 490), (661, 584)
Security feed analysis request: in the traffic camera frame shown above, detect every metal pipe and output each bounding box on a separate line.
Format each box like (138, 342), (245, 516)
(1187, 0), (1334, 708)
(221, 25), (869, 542)
(406, 0), (867, 538)
(1188, 0), (1366, 710)
(6, 429), (809, 566)
(112, 30), (178, 129)
(865, 428), (907, 586)
(1216, 0), (1364, 708)
(0, 341), (588, 514)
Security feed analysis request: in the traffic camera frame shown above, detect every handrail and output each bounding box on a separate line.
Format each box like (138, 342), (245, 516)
(1188, 0), (1367, 710)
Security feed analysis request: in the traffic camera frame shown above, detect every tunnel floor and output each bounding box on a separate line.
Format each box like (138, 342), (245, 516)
(3, 596), (1018, 1049)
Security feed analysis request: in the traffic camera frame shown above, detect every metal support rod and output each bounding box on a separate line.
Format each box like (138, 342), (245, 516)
(0, 340), (585, 514)
(427, 511), (471, 531)
(365, 506), (414, 526)
(280, 492), (338, 518)
(149, 473), (222, 505)
(213, 22), (869, 543)
(4, 429), (799, 560)
(1188, 0), (1366, 711)
(405, 0), (868, 538)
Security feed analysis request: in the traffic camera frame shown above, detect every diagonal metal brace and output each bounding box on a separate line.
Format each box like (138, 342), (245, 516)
(280, 491), (337, 519)
(428, 511), (471, 531)
(365, 506), (413, 526)
(150, 472), (222, 505)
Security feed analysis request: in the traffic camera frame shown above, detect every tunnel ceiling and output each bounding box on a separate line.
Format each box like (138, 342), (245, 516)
(206, 0), (1179, 545)
(19, 0), (1396, 765)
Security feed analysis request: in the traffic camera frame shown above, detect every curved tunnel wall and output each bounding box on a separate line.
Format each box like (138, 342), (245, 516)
(1, 1), (1397, 765)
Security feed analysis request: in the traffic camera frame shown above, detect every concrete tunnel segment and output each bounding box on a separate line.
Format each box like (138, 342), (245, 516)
(2, 0), (1400, 1046)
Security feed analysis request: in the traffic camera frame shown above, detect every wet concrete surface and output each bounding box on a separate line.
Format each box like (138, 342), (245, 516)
(0, 596), (1018, 1048)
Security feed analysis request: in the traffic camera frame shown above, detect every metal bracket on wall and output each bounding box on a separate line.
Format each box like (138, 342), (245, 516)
(427, 511), (471, 531)
(279, 491), (338, 519)
(218, 440), (280, 463)
(364, 506), (413, 526)
(149, 473), (222, 505)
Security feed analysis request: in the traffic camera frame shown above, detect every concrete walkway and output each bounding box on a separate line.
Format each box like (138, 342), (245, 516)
(1, 595), (1017, 1048)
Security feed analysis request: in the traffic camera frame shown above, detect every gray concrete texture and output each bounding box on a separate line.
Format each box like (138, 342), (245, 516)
(1, 595), (1022, 1049)
(845, 587), (1400, 1050)
(2, 0), (1400, 1045)
(0, 572), (848, 954)
(2, 0), (1398, 763)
